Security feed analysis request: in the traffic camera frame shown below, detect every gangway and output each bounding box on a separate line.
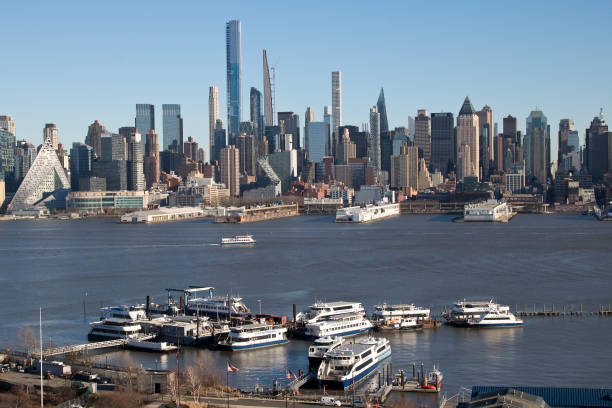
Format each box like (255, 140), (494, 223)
(42, 334), (156, 356)
(286, 372), (315, 392)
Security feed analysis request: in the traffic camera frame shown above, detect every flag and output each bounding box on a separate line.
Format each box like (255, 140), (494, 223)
(289, 370), (298, 380)
(227, 362), (239, 373)
(285, 369), (292, 380)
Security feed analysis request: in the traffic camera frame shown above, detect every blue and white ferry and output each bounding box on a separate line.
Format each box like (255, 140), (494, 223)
(305, 313), (373, 338)
(317, 337), (391, 388)
(218, 323), (288, 351)
(465, 306), (523, 328)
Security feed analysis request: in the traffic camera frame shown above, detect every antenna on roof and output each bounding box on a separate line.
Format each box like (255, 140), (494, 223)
(600, 107), (604, 121)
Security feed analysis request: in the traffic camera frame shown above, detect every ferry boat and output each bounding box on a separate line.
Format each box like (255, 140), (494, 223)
(88, 306), (149, 341)
(465, 306), (523, 328)
(445, 299), (507, 327)
(317, 337), (391, 388)
(296, 301), (366, 324)
(218, 323), (288, 351)
(308, 336), (345, 369)
(304, 313), (373, 338)
(373, 303), (430, 330)
(221, 234), (255, 245)
(335, 202), (400, 223)
(186, 294), (251, 319)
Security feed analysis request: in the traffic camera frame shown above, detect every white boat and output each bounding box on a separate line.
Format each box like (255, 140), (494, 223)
(218, 323), (288, 351)
(221, 235), (255, 245)
(186, 288), (251, 319)
(297, 301), (366, 324)
(445, 299), (508, 327)
(317, 337), (391, 388)
(127, 339), (178, 352)
(308, 336), (345, 368)
(88, 306), (148, 341)
(465, 305), (523, 328)
(373, 303), (430, 330)
(335, 202), (400, 223)
(305, 313), (373, 338)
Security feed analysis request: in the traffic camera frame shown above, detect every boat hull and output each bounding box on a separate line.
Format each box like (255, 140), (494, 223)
(304, 326), (371, 340)
(466, 322), (523, 328)
(319, 361), (380, 389)
(223, 338), (289, 351)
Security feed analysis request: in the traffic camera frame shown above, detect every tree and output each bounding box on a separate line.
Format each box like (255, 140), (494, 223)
(185, 366), (202, 405)
(17, 326), (38, 357)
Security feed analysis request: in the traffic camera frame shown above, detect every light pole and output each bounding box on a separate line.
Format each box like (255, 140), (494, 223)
(257, 300), (262, 316)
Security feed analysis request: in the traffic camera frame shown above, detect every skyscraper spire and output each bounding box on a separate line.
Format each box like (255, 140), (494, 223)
(263, 50), (273, 127)
(376, 88), (389, 133)
(458, 96), (476, 116)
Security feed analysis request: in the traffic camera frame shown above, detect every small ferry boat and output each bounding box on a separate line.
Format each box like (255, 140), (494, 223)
(186, 292), (251, 319)
(465, 306), (523, 328)
(296, 301), (366, 324)
(388, 318), (423, 331)
(221, 234), (255, 245)
(317, 337), (391, 388)
(308, 336), (345, 369)
(373, 303), (430, 330)
(126, 339), (178, 352)
(218, 323), (288, 351)
(304, 313), (373, 338)
(88, 306), (149, 341)
(445, 299), (503, 326)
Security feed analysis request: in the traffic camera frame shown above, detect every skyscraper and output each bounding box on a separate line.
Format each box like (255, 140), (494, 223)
(144, 129), (159, 189)
(369, 106), (381, 170)
(0, 128), (16, 182)
(237, 133), (256, 176)
(135, 104), (155, 144)
(525, 109), (549, 184)
(44, 123), (59, 151)
(376, 88), (389, 133)
(250, 87), (263, 140)
(331, 71), (342, 144)
(263, 49), (273, 127)
(390, 143), (418, 191)
(209, 86), (219, 160)
(431, 112), (454, 175)
(456, 97), (480, 181)
(476, 105), (494, 178)
(69, 143), (93, 191)
(336, 128), (356, 165)
(14, 141), (36, 183)
(0, 115), (15, 136)
(278, 112), (300, 150)
(307, 122), (328, 164)
(85, 120), (106, 159)
(558, 119), (575, 165)
(220, 145), (240, 197)
(323, 106), (332, 156)
(183, 136), (198, 163)
(127, 131), (145, 191)
(226, 20), (242, 138)
(212, 119), (226, 164)
(414, 110), (432, 169)
(585, 111), (610, 182)
(162, 104), (182, 153)
(304, 107), (314, 155)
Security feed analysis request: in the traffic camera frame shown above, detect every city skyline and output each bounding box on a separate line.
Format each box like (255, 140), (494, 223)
(1, 1), (611, 157)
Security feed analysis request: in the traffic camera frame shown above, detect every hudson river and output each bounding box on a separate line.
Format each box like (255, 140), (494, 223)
(1, 214), (611, 401)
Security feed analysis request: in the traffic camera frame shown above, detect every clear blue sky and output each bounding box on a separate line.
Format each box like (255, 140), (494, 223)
(1, 0), (611, 159)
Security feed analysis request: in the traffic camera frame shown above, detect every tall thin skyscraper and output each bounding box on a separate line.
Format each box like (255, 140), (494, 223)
(431, 112), (454, 175)
(250, 87), (263, 140)
(127, 130), (145, 191)
(331, 71), (342, 144)
(263, 49), (273, 127)
(525, 109), (549, 184)
(209, 86), (219, 158)
(323, 106), (332, 156)
(414, 110), (432, 168)
(135, 104), (155, 143)
(369, 106), (381, 170)
(43, 123), (59, 151)
(376, 88), (389, 133)
(162, 104), (182, 153)
(304, 107), (314, 155)
(226, 20), (242, 139)
(220, 145), (240, 197)
(456, 97), (480, 181)
(144, 129), (159, 189)
(558, 119), (575, 165)
(476, 105), (494, 178)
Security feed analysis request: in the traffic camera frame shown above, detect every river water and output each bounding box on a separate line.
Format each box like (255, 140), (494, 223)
(1, 214), (611, 401)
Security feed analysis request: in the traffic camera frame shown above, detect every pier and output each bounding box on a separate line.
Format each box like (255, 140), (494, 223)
(514, 304), (612, 317)
(214, 203), (298, 223)
(120, 206), (205, 223)
(42, 334), (156, 356)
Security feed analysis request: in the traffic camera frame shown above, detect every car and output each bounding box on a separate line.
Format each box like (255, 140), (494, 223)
(321, 396), (342, 406)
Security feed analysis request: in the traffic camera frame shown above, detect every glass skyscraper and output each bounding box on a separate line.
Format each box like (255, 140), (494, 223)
(135, 104), (155, 141)
(226, 20), (242, 139)
(250, 87), (263, 140)
(162, 104), (182, 153)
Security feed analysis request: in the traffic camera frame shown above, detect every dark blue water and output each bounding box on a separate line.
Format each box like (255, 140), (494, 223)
(1, 214), (611, 397)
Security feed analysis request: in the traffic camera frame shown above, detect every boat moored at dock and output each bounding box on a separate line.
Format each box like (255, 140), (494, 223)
(304, 313), (373, 338)
(218, 323), (288, 351)
(465, 305), (523, 328)
(335, 202), (400, 223)
(372, 303), (430, 330)
(296, 301), (366, 324)
(308, 336), (345, 369)
(444, 298), (504, 326)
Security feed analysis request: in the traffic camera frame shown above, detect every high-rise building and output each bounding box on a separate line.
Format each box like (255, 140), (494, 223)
(369, 106), (381, 170)
(308, 122), (329, 164)
(503, 115), (518, 142)
(144, 129), (159, 189)
(220, 145), (240, 196)
(98, 132), (127, 191)
(226, 20), (242, 138)
(336, 128), (356, 165)
(69, 143), (93, 191)
(278, 112), (300, 149)
(263, 49), (273, 127)
(304, 107), (314, 154)
(585, 111), (610, 182)
(331, 71), (342, 144)
(323, 106), (332, 156)
(0, 115), (16, 136)
(525, 109), (549, 184)
(390, 143), (418, 191)
(476, 105), (494, 178)
(237, 134), (256, 176)
(14, 140), (36, 183)
(456, 97), (480, 181)
(407, 116), (415, 140)
(558, 119), (575, 166)
(85, 120), (106, 159)
(376, 88), (389, 133)
(212, 119), (226, 163)
(44, 123), (59, 151)
(414, 110), (432, 169)
(127, 131), (145, 191)
(250, 87), (264, 140)
(135, 104), (155, 146)
(208, 86), (219, 159)
(380, 131), (394, 175)
(431, 112), (454, 175)
(162, 104), (183, 153)
(184, 136), (198, 163)
(0, 128), (16, 182)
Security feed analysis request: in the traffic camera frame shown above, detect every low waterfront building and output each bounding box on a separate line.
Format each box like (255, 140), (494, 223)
(67, 190), (148, 212)
(469, 386), (612, 408)
(464, 199), (512, 222)
(335, 202), (399, 223)
(120, 206), (204, 223)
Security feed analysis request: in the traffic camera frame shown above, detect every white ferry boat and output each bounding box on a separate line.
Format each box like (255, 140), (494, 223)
(445, 299), (508, 326)
(308, 336), (345, 368)
(218, 323), (288, 351)
(387, 317), (423, 331)
(186, 290), (251, 319)
(88, 306), (148, 341)
(221, 235), (255, 245)
(372, 303), (430, 328)
(305, 313), (373, 338)
(465, 306), (523, 328)
(335, 202), (400, 223)
(126, 339), (178, 352)
(297, 301), (365, 324)
(317, 337), (391, 388)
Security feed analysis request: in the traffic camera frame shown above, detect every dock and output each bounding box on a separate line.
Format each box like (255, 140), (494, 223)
(120, 206), (205, 223)
(515, 304), (612, 317)
(214, 203), (298, 223)
(40, 334), (156, 356)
